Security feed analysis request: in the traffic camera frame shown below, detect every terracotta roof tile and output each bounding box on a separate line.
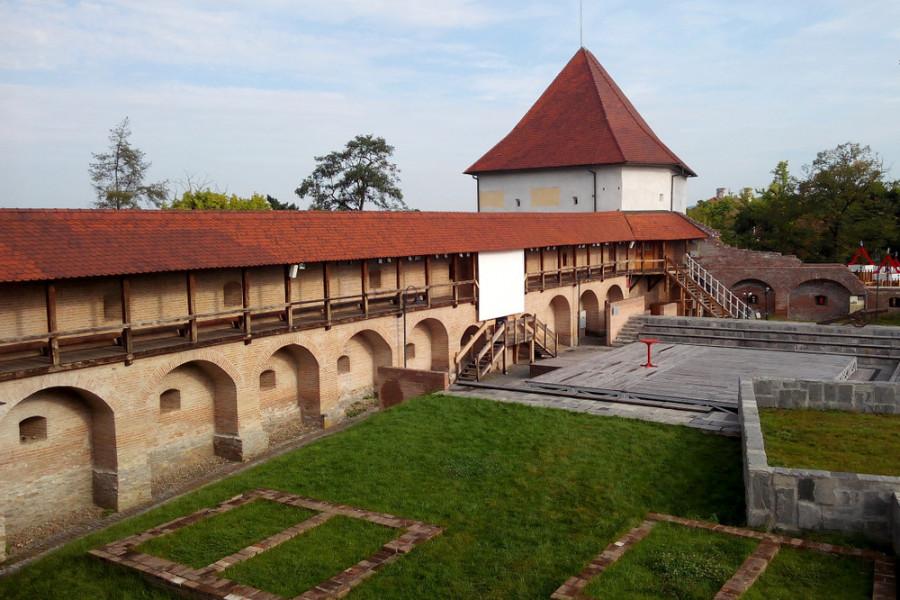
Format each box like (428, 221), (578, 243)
(0, 209), (705, 283)
(465, 48), (695, 176)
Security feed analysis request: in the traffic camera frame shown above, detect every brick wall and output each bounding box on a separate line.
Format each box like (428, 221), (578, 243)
(377, 366), (449, 409)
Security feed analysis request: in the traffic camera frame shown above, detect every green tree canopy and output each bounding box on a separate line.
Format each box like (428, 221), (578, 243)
(295, 134), (406, 211)
(89, 117), (168, 209)
(166, 190), (271, 210)
(689, 144), (899, 263)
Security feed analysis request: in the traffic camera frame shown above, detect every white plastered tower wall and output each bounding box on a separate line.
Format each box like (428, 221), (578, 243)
(477, 165), (688, 214)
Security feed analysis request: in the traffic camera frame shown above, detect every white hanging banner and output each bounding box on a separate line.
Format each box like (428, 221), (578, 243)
(477, 250), (525, 321)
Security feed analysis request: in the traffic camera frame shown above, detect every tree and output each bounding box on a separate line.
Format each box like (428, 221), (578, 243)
(687, 189), (752, 246)
(295, 134), (406, 210)
(166, 189), (271, 210)
(798, 143), (887, 263)
(89, 117), (168, 209)
(266, 195), (299, 210)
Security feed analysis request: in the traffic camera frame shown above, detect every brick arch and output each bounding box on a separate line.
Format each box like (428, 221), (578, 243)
(0, 386), (118, 535)
(732, 278), (775, 315)
(141, 349), (244, 403)
(549, 294), (573, 346)
(788, 278), (852, 322)
(338, 329), (394, 402)
(257, 343), (321, 430)
(407, 317), (450, 371)
(605, 284), (624, 303)
(579, 289), (603, 340)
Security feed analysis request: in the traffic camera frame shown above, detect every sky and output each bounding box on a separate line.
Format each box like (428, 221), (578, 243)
(1, 0), (898, 211)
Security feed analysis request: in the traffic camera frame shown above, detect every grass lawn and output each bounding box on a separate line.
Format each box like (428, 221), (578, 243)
(224, 516), (397, 597)
(0, 394), (746, 599)
(743, 547), (873, 600)
(137, 499), (315, 568)
(760, 408), (900, 476)
(583, 522), (757, 599)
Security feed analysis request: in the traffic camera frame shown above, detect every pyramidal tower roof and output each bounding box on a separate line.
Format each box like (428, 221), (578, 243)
(466, 48), (695, 176)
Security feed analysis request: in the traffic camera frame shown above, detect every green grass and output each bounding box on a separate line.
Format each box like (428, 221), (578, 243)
(224, 516), (397, 597)
(137, 499), (315, 568)
(0, 394), (747, 599)
(743, 547), (873, 600)
(583, 522), (757, 599)
(760, 408), (900, 476)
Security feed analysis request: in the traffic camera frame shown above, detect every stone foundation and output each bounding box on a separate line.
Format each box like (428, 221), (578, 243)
(740, 379), (900, 550)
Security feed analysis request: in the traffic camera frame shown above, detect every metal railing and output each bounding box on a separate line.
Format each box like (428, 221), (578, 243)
(682, 254), (756, 320)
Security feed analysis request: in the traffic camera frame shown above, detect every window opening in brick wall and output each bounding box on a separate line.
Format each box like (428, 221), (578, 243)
(405, 343), (416, 361)
(747, 294), (759, 305)
(259, 369), (277, 390)
(369, 268), (382, 289)
(815, 295), (828, 306)
(890, 297), (900, 308)
(19, 416), (47, 443)
(337, 355), (350, 374)
(103, 292), (121, 321)
(160, 389), (181, 413)
(224, 281), (242, 307)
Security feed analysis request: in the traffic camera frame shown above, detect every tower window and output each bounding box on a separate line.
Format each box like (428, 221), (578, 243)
(160, 389), (181, 413)
(19, 416), (47, 443)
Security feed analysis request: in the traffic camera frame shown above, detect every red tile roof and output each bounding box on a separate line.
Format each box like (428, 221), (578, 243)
(0, 209), (705, 283)
(466, 48), (695, 176)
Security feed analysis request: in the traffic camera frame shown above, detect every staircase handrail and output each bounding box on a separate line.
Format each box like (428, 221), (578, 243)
(454, 321), (491, 373)
(477, 322), (507, 379)
(683, 254), (756, 319)
(524, 315), (558, 357)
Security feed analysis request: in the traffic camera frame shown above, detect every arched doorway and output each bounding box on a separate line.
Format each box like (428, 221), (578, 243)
(258, 344), (321, 432)
(151, 360), (239, 491)
(579, 289), (603, 344)
(606, 285), (624, 304)
(338, 330), (393, 402)
(549, 295), (572, 346)
(733, 279), (774, 318)
(788, 279), (851, 322)
(0, 387), (117, 535)
(407, 318), (450, 371)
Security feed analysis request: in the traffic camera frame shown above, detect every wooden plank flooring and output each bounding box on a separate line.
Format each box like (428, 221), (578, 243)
(530, 343), (855, 404)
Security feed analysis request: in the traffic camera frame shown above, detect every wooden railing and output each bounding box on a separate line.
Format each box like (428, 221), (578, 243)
(524, 258), (666, 292)
(0, 278), (478, 378)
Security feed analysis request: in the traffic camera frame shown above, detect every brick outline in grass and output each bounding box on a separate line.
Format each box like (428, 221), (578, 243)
(551, 512), (896, 600)
(89, 488), (443, 600)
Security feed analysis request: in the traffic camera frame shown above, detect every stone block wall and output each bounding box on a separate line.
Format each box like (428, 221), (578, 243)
(740, 379), (900, 549)
(893, 493), (900, 554)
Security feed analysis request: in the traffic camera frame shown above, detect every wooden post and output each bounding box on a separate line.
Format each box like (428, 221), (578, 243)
(395, 258), (402, 307)
(450, 255), (459, 307)
(241, 268), (252, 341)
(186, 272), (198, 343)
(502, 324), (508, 374)
(557, 248), (562, 286)
(323, 262), (332, 327)
(424, 255), (431, 307)
(572, 245), (578, 285)
(45, 282), (60, 366)
(600, 245), (605, 281)
(512, 316), (518, 364)
(284, 265), (294, 329)
(361, 261), (369, 317)
(587, 246), (592, 280)
(120, 277), (133, 363)
(540, 248), (546, 291)
(641, 242), (646, 273)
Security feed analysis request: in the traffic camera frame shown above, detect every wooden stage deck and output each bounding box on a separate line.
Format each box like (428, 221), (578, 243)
(528, 343), (856, 405)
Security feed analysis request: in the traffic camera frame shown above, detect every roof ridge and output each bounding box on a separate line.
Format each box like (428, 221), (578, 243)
(581, 49), (626, 164)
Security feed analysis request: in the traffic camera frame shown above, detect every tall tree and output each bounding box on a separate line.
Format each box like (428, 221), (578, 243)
(266, 195), (299, 210)
(295, 134), (406, 210)
(89, 117), (168, 209)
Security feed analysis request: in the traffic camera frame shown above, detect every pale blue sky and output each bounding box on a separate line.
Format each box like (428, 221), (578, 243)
(1, 1), (898, 210)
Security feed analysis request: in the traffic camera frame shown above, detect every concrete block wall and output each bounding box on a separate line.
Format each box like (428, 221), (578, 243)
(740, 378), (900, 548)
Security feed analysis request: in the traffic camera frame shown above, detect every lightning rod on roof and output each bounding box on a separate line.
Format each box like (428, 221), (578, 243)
(579, 0), (583, 47)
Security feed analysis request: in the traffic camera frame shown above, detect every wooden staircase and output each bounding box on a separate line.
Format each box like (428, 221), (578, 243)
(455, 315), (558, 382)
(665, 255), (756, 320)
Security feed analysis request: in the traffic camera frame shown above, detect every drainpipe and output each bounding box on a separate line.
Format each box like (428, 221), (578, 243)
(589, 169), (597, 212)
(473, 175), (480, 212)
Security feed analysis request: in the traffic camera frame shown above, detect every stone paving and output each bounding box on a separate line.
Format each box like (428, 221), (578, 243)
(551, 512), (896, 600)
(444, 387), (740, 436)
(89, 488), (443, 600)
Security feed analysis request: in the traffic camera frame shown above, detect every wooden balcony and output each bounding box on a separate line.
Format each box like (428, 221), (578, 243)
(524, 258), (665, 292)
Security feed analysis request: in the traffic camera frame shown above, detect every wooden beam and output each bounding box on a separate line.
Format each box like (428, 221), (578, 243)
(540, 248), (546, 291)
(600, 245), (605, 281)
(572, 245), (578, 285)
(323, 262), (332, 327)
(120, 277), (133, 362)
(450, 255), (458, 306)
(395, 258), (403, 305)
(361, 260), (369, 317)
(241, 268), (252, 341)
(45, 282), (59, 366)
(424, 255), (431, 307)
(186, 272), (198, 343)
(284, 265), (294, 329)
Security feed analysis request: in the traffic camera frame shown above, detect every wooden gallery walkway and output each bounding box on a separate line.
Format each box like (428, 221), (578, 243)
(528, 342), (856, 406)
